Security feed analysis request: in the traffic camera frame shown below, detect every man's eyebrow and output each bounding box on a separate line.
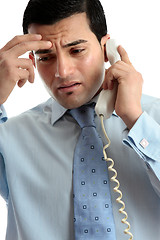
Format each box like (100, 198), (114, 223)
(34, 49), (53, 55)
(63, 39), (88, 48)
(34, 39), (88, 55)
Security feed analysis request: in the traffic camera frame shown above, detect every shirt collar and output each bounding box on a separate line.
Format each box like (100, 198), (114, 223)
(50, 99), (67, 125)
(50, 94), (118, 125)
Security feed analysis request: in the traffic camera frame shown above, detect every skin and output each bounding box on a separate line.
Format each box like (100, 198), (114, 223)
(0, 13), (143, 129)
(29, 14), (109, 109)
(0, 34), (52, 103)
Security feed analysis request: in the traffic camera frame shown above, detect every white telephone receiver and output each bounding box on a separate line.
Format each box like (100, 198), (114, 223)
(96, 39), (134, 239)
(95, 39), (121, 118)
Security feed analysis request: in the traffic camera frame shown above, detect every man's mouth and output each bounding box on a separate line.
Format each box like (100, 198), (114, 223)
(58, 82), (81, 93)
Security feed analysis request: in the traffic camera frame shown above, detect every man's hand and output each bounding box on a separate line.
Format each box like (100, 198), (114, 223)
(103, 46), (143, 129)
(0, 34), (52, 104)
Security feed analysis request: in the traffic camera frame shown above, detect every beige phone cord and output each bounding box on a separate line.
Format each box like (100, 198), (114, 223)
(100, 115), (133, 240)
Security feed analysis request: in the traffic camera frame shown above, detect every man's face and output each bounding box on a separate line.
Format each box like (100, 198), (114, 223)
(29, 13), (109, 109)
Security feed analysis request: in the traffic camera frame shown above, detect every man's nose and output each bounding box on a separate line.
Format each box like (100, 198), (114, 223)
(55, 53), (74, 79)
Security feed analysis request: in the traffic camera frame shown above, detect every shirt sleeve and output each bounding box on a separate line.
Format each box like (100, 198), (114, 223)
(0, 105), (7, 123)
(0, 105), (8, 201)
(123, 111), (160, 196)
(0, 153), (9, 202)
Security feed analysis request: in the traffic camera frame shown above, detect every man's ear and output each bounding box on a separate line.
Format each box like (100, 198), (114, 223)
(100, 34), (110, 62)
(29, 51), (36, 68)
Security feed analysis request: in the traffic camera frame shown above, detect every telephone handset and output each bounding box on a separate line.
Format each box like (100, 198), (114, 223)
(95, 39), (121, 118)
(96, 39), (134, 239)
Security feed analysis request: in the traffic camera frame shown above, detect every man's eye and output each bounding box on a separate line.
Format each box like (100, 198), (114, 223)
(38, 55), (55, 62)
(71, 49), (85, 54)
(38, 57), (50, 62)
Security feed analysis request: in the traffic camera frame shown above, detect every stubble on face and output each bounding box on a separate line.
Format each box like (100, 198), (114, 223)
(29, 13), (106, 109)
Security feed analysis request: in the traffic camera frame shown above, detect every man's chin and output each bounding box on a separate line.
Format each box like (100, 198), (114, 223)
(48, 88), (101, 109)
(59, 100), (86, 110)
(56, 96), (93, 109)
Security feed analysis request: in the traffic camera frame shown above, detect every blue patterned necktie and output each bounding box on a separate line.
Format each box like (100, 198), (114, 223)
(70, 104), (116, 240)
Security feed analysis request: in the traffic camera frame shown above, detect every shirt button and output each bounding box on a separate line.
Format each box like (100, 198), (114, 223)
(139, 138), (149, 149)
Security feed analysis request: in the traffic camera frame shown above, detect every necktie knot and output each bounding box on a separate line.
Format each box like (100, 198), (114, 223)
(69, 104), (96, 128)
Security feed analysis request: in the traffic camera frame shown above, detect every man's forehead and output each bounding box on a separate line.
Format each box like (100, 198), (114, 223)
(34, 39), (88, 55)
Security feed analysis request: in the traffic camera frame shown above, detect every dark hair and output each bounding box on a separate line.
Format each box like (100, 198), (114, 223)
(23, 0), (107, 42)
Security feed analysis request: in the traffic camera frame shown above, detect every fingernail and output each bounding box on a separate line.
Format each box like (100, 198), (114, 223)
(35, 34), (42, 39)
(46, 41), (52, 47)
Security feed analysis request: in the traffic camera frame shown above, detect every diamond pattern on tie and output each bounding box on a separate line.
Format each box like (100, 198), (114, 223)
(70, 104), (116, 240)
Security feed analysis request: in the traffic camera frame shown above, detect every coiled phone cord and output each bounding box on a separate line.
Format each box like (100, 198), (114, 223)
(100, 115), (133, 240)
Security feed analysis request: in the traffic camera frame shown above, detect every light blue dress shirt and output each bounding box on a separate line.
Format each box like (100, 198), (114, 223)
(0, 105), (7, 124)
(0, 94), (160, 240)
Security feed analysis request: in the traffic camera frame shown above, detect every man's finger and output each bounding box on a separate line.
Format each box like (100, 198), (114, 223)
(16, 58), (35, 83)
(0, 34), (42, 52)
(10, 40), (52, 57)
(17, 68), (30, 82)
(17, 79), (27, 88)
(118, 45), (132, 65)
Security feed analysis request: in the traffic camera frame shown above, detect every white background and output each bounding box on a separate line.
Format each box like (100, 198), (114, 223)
(0, 0), (160, 239)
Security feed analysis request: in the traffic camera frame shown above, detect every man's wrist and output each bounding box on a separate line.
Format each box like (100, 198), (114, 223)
(121, 109), (143, 130)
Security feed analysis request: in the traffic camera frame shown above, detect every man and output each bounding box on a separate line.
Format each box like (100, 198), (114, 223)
(0, 0), (160, 239)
